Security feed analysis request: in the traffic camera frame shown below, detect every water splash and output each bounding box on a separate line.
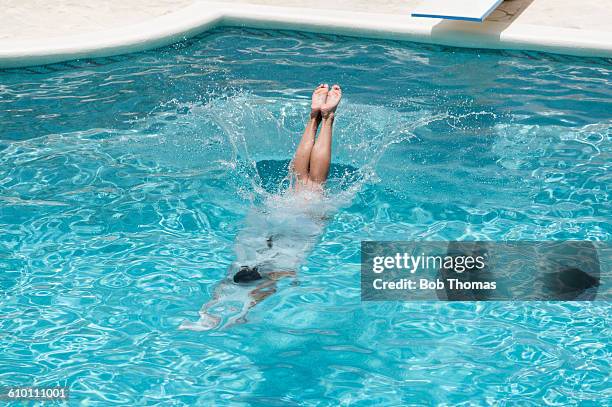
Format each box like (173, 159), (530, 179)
(172, 92), (452, 330)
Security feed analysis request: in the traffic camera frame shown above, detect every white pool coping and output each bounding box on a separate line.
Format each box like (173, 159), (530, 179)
(1, 1), (611, 68)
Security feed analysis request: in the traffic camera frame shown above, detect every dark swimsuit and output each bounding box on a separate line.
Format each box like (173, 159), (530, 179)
(233, 235), (274, 283)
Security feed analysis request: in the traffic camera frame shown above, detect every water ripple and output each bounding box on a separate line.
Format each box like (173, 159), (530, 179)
(0, 27), (610, 405)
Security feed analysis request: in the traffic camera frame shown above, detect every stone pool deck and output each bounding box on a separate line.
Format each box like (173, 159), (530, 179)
(1, 0), (611, 68)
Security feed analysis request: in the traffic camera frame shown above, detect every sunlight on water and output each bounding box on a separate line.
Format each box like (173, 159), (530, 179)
(0, 27), (610, 405)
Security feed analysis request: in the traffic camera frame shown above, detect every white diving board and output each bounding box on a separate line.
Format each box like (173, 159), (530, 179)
(411, 0), (504, 22)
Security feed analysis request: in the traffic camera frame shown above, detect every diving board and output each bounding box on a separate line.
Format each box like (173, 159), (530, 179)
(411, 0), (504, 22)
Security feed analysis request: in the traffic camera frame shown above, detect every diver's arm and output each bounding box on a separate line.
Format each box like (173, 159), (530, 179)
(248, 271), (295, 305)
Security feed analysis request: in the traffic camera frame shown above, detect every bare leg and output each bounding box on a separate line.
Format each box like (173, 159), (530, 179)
(291, 84), (328, 183)
(291, 113), (320, 183)
(308, 85), (342, 185)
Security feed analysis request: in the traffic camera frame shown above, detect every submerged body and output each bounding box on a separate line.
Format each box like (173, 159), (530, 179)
(234, 190), (327, 276)
(180, 84), (342, 330)
(180, 190), (328, 330)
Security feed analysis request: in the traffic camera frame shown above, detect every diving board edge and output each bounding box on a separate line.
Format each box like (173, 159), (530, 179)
(411, 0), (504, 23)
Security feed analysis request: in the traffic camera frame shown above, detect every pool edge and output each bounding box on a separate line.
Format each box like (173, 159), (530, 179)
(1, 2), (611, 69)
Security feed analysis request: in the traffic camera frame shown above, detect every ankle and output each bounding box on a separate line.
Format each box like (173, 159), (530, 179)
(310, 109), (321, 119)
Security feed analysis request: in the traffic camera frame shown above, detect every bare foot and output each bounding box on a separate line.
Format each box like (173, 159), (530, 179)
(311, 83), (329, 117)
(321, 84), (342, 119)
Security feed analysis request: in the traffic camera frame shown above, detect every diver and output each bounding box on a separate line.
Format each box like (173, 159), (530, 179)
(233, 83), (342, 283)
(180, 84), (342, 330)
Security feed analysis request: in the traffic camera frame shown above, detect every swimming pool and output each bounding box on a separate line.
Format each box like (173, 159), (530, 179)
(0, 27), (610, 405)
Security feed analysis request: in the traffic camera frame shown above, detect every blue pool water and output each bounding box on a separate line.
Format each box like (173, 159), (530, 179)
(1, 27), (610, 405)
